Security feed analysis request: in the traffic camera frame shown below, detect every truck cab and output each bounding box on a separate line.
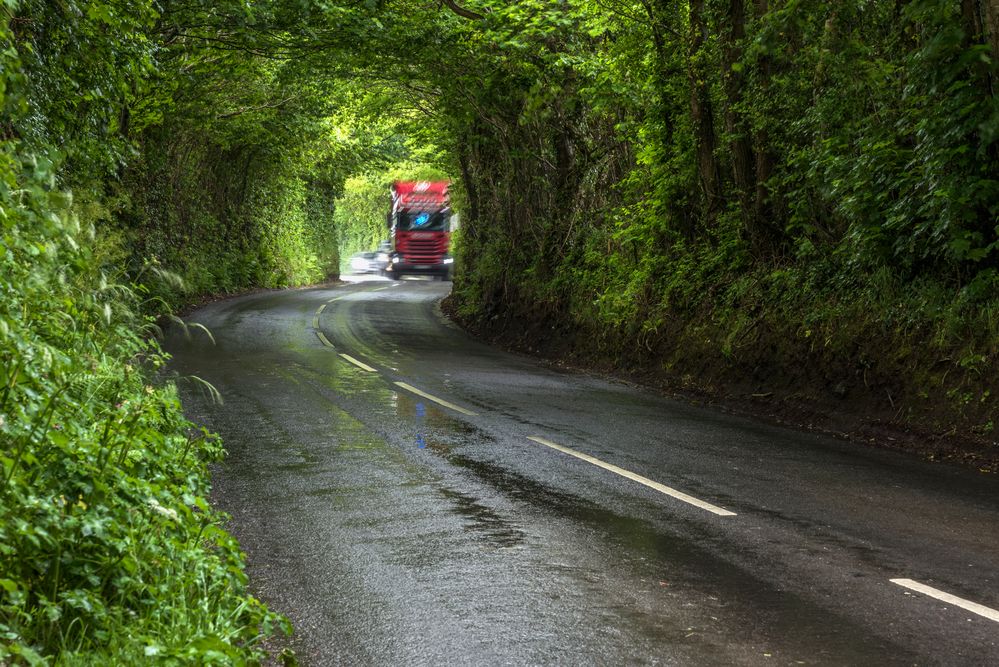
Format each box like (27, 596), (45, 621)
(385, 181), (454, 280)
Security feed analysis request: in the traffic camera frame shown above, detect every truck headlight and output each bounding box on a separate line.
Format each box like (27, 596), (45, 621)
(442, 257), (454, 264)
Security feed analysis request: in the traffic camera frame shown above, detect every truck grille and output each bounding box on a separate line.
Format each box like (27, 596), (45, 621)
(404, 237), (446, 263)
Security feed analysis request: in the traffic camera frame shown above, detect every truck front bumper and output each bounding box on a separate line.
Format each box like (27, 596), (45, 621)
(386, 258), (453, 278)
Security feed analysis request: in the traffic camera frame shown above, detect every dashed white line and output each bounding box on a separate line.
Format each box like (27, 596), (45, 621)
(340, 353), (377, 372)
(394, 382), (478, 416)
(313, 303), (330, 347)
(312, 303), (327, 329)
(891, 579), (999, 623)
(526, 436), (736, 517)
(316, 331), (334, 348)
(372, 286), (390, 292)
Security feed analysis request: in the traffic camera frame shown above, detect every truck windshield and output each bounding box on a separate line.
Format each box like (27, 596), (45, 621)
(397, 211), (448, 231)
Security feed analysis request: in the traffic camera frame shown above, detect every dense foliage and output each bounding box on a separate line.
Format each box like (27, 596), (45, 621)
(0, 0), (324, 661)
(3, 0), (998, 659)
(399, 0), (999, 439)
(230, 0), (999, 438)
(0, 172), (283, 662)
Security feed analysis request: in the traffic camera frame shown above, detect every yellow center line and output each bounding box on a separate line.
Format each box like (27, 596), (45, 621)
(526, 436), (736, 517)
(393, 382), (478, 416)
(891, 579), (999, 623)
(340, 354), (376, 373)
(327, 296), (346, 303)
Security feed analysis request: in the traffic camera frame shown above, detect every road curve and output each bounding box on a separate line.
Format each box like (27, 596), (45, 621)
(166, 279), (999, 665)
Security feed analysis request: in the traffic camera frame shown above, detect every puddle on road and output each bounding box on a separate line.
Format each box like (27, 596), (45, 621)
(336, 439), (385, 452)
(437, 487), (526, 548)
(277, 448), (323, 468)
(281, 363), (536, 562)
(393, 391), (484, 455)
(425, 452), (917, 665)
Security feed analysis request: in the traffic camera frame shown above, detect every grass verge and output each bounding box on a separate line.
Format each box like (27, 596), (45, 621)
(1, 167), (287, 663)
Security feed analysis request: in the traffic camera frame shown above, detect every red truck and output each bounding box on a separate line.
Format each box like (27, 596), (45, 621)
(384, 180), (454, 280)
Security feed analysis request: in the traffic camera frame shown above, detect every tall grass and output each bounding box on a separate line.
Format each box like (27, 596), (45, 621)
(0, 160), (285, 662)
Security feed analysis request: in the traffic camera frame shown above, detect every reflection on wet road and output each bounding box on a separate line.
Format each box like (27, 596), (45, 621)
(167, 279), (999, 665)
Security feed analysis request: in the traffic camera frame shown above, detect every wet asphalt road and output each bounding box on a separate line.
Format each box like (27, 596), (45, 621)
(166, 278), (999, 665)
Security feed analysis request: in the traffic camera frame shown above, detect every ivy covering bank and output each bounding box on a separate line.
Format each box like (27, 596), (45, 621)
(411, 1), (999, 447)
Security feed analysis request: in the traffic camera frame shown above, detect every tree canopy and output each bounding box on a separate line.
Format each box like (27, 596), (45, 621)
(2, 0), (998, 660)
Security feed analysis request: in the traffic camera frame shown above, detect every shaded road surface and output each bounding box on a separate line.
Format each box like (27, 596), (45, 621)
(167, 279), (999, 665)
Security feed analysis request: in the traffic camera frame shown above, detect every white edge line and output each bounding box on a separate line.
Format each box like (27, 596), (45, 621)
(340, 353), (377, 373)
(526, 436), (736, 517)
(316, 331), (334, 348)
(891, 579), (999, 623)
(394, 382), (478, 416)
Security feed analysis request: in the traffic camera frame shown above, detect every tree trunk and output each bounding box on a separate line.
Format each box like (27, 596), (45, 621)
(986, 0), (999, 66)
(458, 147), (480, 240)
(963, 0), (999, 95)
(642, 0), (676, 151)
(688, 0), (722, 230)
(723, 0), (767, 254)
(751, 0), (778, 238)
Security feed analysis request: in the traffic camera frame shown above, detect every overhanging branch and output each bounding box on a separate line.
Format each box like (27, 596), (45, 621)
(216, 96), (297, 119)
(440, 0), (485, 21)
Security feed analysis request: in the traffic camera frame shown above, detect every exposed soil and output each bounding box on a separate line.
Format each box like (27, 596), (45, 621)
(441, 295), (999, 475)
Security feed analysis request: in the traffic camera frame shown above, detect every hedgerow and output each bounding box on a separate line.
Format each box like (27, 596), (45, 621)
(0, 156), (286, 662)
(1, 3), (290, 662)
